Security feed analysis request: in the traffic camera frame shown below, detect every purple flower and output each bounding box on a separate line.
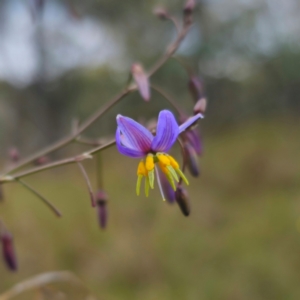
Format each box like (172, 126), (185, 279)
(116, 110), (203, 200)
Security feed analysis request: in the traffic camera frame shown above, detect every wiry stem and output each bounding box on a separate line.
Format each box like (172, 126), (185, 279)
(76, 162), (95, 207)
(1, 17), (192, 179)
(148, 23), (191, 76)
(0, 140), (115, 182)
(17, 179), (62, 217)
(151, 84), (184, 116)
(3, 89), (133, 176)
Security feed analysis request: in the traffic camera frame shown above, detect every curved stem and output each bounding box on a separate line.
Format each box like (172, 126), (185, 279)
(151, 84), (184, 116)
(17, 179), (61, 217)
(3, 89), (133, 176)
(2, 19), (192, 178)
(77, 162), (95, 207)
(2, 140), (116, 181)
(148, 23), (191, 77)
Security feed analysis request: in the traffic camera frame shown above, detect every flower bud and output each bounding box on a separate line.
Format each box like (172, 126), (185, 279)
(175, 185), (190, 216)
(95, 190), (108, 229)
(131, 63), (150, 101)
(184, 142), (200, 177)
(1, 231), (17, 271)
(8, 147), (20, 163)
(194, 97), (207, 115)
(159, 172), (175, 204)
(183, 0), (196, 15)
(153, 7), (170, 20)
(185, 129), (203, 156)
(188, 76), (204, 102)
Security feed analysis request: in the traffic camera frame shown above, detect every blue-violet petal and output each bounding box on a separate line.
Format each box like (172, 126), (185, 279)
(151, 110), (179, 152)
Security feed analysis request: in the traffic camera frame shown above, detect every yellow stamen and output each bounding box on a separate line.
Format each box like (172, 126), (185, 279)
(167, 165), (179, 182)
(148, 169), (155, 189)
(157, 153), (171, 166)
(137, 160), (147, 176)
(165, 171), (176, 191)
(145, 154), (155, 171)
(158, 161), (168, 174)
(145, 176), (150, 197)
(168, 155), (179, 169)
(136, 175), (143, 195)
(176, 168), (189, 185)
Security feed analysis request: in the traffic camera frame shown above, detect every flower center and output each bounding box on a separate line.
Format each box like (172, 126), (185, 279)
(136, 152), (189, 199)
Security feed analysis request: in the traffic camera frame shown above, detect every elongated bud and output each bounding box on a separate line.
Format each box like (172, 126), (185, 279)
(95, 190), (108, 229)
(184, 143), (200, 177)
(8, 147), (20, 163)
(131, 63), (150, 101)
(159, 172), (175, 204)
(188, 76), (204, 102)
(1, 231), (17, 271)
(183, 0), (196, 15)
(185, 129), (203, 156)
(175, 185), (190, 216)
(194, 97), (207, 115)
(153, 7), (170, 20)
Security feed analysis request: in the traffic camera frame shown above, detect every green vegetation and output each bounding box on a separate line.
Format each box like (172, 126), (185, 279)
(1, 118), (299, 299)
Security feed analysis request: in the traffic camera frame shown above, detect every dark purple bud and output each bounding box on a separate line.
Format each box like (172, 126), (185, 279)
(131, 63), (150, 101)
(185, 129), (203, 156)
(184, 143), (200, 177)
(8, 147), (20, 163)
(188, 76), (204, 102)
(1, 232), (17, 271)
(95, 190), (108, 229)
(153, 7), (170, 20)
(34, 156), (49, 166)
(183, 0), (196, 15)
(159, 172), (175, 204)
(194, 97), (207, 115)
(175, 185), (190, 216)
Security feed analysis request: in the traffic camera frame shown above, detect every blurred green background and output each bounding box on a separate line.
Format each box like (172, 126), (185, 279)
(0, 0), (300, 299)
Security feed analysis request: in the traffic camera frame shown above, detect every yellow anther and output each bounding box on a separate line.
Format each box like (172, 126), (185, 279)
(167, 155), (179, 169)
(156, 153), (171, 166)
(137, 160), (147, 176)
(158, 162), (168, 174)
(145, 154), (155, 171)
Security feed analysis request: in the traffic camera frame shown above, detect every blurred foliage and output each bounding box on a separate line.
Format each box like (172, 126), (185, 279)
(0, 0), (299, 151)
(0, 0), (300, 299)
(0, 119), (300, 299)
